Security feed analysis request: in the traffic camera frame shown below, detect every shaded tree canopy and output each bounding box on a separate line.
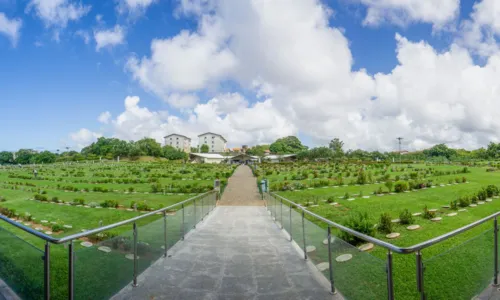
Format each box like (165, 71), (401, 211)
(269, 136), (308, 154)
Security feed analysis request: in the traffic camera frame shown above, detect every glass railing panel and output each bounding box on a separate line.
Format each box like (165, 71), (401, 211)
(0, 226), (44, 300)
(282, 202), (291, 236)
(424, 227), (495, 300)
(136, 214), (166, 275)
(74, 229), (135, 299)
(329, 236), (387, 300)
(183, 203), (195, 236)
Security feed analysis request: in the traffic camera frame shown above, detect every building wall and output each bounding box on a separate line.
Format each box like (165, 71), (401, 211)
(198, 133), (226, 153)
(165, 135), (191, 153)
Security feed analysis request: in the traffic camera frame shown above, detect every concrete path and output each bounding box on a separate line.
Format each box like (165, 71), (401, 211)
(219, 165), (263, 206)
(113, 206), (336, 300)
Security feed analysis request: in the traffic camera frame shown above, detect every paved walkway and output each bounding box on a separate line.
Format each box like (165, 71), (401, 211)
(113, 206), (336, 300)
(219, 165), (264, 206)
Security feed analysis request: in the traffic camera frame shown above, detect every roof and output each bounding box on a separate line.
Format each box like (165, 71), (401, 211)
(197, 132), (227, 143)
(190, 153), (226, 159)
(164, 133), (191, 140)
(228, 154), (260, 160)
(263, 154), (297, 160)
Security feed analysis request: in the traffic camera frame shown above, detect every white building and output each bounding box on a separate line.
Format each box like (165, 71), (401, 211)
(262, 154), (297, 163)
(189, 153), (226, 164)
(198, 132), (227, 153)
(164, 134), (191, 153)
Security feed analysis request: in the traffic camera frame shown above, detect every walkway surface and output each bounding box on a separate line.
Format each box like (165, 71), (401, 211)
(113, 164), (336, 300)
(218, 165), (264, 206)
(113, 206), (335, 300)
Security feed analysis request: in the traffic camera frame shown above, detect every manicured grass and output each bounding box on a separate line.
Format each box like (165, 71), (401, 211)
(265, 163), (500, 300)
(0, 162), (223, 299)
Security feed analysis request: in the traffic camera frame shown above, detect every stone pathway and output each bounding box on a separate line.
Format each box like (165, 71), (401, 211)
(112, 206), (337, 300)
(219, 165), (264, 206)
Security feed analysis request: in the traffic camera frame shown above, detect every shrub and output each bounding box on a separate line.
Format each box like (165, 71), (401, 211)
(0, 197), (6, 202)
(51, 224), (64, 232)
(471, 195), (478, 204)
(486, 185), (499, 198)
(458, 196), (471, 207)
(343, 192), (350, 200)
(326, 196), (335, 203)
(385, 181), (393, 192)
(378, 213), (393, 234)
(477, 189), (487, 201)
(394, 181), (409, 193)
(51, 197), (59, 203)
(339, 212), (375, 245)
(450, 200), (458, 210)
(73, 198), (85, 205)
(423, 206), (435, 220)
(399, 209), (414, 225)
(101, 199), (119, 208)
(34, 194), (48, 202)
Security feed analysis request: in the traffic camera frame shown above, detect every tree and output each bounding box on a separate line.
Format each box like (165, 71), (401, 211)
(135, 138), (162, 157)
(35, 151), (57, 164)
(269, 136), (307, 154)
(200, 144), (209, 153)
(15, 149), (37, 164)
(423, 144), (457, 160)
(190, 147), (198, 153)
(246, 145), (270, 156)
(329, 138), (344, 158)
(163, 146), (188, 160)
(0, 152), (14, 164)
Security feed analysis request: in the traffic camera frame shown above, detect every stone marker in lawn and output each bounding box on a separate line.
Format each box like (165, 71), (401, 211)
(470, 204), (477, 207)
(386, 233), (400, 239)
(429, 209), (438, 213)
(478, 201), (485, 205)
(80, 241), (92, 247)
(336, 254), (352, 262)
(35, 227), (43, 231)
(412, 212), (422, 217)
(431, 217), (442, 222)
(458, 209), (467, 212)
(306, 246), (316, 253)
(447, 213), (457, 217)
(407, 225), (420, 231)
(329, 202), (338, 206)
(442, 205), (450, 209)
(486, 199), (493, 202)
(391, 219), (400, 223)
(98, 246), (111, 253)
(362, 196), (370, 199)
(41, 220), (48, 223)
(45, 231), (52, 235)
(316, 262), (329, 271)
(358, 243), (374, 251)
(63, 225), (72, 229)
(322, 239), (334, 245)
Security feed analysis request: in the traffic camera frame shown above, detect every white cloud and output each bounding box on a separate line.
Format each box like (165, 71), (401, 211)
(75, 30), (90, 44)
(69, 128), (102, 149)
(26, 0), (90, 28)
(109, 0), (500, 152)
(456, 0), (500, 57)
(101, 95), (295, 147)
(94, 25), (125, 51)
(97, 111), (112, 124)
(0, 13), (22, 46)
(356, 0), (459, 29)
(118, 0), (157, 15)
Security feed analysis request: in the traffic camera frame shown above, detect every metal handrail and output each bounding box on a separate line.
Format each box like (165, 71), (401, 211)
(270, 192), (500, 254)
(0, 190), (216, 244)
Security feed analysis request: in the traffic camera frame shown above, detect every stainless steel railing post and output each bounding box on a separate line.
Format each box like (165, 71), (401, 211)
(133, 222), (138, 287)
(387, 250), (394, 300)
(68, 241), (74, 300)
(280, 199), (283, 229)
(302, 210), (307, 260)
(44, 241), (50, 300)
(181, 204), (185, 240)
(327, 226), (335, 294)
(416, 251), (425, 300)
(163, 211), (168, 258)
(494, 217), (499, 285)
(289, 203), (293, 242)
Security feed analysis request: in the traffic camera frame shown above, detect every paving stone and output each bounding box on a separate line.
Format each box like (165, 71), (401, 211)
(335, 254), (352, 262)
(386, 232), (400, 239)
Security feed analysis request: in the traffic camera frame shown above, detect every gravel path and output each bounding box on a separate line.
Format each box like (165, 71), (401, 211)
(219, 165), (264, 206)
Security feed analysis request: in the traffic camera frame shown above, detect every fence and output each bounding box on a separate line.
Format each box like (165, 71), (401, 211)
(0, 191), (217, 300)
(265, 192), (500, 300)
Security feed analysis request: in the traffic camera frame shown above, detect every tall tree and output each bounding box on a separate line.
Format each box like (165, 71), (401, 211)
(200, 144), (209, 153)
(163, 146), (188, 160)
(269, 136), (307, 154)
(246, 145), (270, 156)
(0, 151), (14, 164)
(329, 138), (344, 158)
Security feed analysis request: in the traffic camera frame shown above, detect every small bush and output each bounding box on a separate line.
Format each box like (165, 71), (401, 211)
(394, 181), (409, 193)
(101, 199), (119, 208)
(339, 212), (375, 245)
(74, 198), (85, 205)
(458, 196), (471, 207)
(51, 197), (59, 203)
(471, 195), (478, 204)
(327, 196), (335, 203)
(450, 200), (458, 210)
(51, 224), (64, 232)
(378, 213), (393, 234)
(423, 206), (435, 220)
(399, 209), (414, 225)
(486, 185), (499, 198)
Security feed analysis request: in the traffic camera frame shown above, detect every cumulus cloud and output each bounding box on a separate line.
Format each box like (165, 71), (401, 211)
(0, 13), (22, 46)
(355, 0), (459, 29)
(89, 0), (500, 152)
(26, 0), (90, 28)
(69, 128), (102, 149)
(97, 95), (295, 148)
(94, 25), (125, 51)
(97, 111), (111, 124)
(75, 29), (90, 44)
(117, 0), (157, 15)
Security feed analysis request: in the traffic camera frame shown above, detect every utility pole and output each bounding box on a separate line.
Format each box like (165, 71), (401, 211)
(397, 137), (403, 163)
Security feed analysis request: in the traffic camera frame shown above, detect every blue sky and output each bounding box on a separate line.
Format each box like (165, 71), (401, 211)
(1, 0), (499, 152)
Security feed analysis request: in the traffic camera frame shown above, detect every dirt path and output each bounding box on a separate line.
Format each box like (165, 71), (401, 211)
(218, 165), (264, 206)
